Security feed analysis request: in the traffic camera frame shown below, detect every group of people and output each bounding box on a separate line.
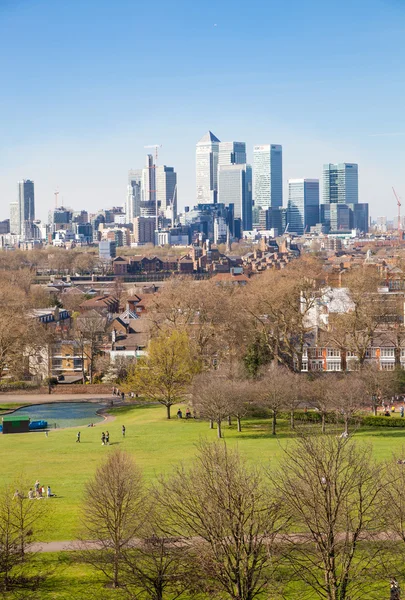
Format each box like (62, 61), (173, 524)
(22, 480), (55, 499)
(177, 408), (194, 419)
(112, 388), (125, 401)
(382, 404), (405, 418)
(75, 425), (126, 443)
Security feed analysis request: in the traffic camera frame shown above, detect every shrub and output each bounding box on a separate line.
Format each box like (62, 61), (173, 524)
(360, 415), (405, 428)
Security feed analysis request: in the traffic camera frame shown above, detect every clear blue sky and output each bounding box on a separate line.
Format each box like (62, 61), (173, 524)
(0, 0), (404, 221)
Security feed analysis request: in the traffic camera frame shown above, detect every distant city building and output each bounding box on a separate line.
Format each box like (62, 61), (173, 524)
(253, 145), (283, 210)
(49, 207), (73, 228)
(126, 169), (142, 222)
(0, 220), (10, 234)
(287, 179), (319, 235)
(99, 240), (116, 261)
(72, 210), (89, 224)
(376, 215), (388, 233)
(196, 131), (221, 203)
(10, 179), (35, 236)
(141, 155), (156, 218)
(156, 165), (177, 221)
(218, 141), (246, 167)
(133, 217), (155, 245)
(322, 163), (358, 205)
(218, 164), (253, 230)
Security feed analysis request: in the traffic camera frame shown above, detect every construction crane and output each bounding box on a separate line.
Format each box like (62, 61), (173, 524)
(393, 187), (402, 239)
(54, 190), (59, 208)
(144, 144), (162, 163)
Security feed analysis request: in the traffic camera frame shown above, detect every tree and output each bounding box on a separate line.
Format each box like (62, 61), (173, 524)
(272, 435), (386, 600)
(80, 450), (145, 588)
(326, 373), (366, 435)
(255, 365), (296, 435)
(155, 441), (284, 600)
(0, 311), (31, 381)
(125, 329), (198, 419)
(246, 257), (323, 371)
(304, 374), (335, 434)
(73, 252), (96, 276)
(74, 311), (107, 383)
(359, 364), (397, 416)
(191, 372), (233, 438)
(0, 483), (44, 592)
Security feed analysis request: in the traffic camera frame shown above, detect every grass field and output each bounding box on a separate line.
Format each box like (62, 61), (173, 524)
(1, 401), (405, 541)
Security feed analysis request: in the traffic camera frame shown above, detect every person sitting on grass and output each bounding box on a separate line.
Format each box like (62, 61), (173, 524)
(177, 409), (183, 419)
(185, 408), (191, 419)
(28, 488), (34, 500)
(47, 486), (55, 498)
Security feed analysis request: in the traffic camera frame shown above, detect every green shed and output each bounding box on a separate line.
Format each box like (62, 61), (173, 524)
(2, 415), (30, 434)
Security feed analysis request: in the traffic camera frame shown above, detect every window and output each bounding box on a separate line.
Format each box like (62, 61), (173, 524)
(381, 363), (395, 371)
(73, 359), (82, 370)
(327, 361), (341, 372)
(327, 349), (340, 357)
(381, 348), (395, 357)
(52, 359), (62, 369)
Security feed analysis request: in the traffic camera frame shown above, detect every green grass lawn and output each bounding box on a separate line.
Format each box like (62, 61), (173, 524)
(1, 402), (405, 541)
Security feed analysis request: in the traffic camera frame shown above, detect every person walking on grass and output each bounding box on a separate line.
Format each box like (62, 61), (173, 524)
(105, 431), (110, 445)
(76, 431), (81, 443)
(122, 425), (126, 438)
(101, 432), (105, 446)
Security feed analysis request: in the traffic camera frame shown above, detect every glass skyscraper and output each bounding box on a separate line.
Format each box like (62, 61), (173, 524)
(253, 144), (283, 210)
(287, 179), (319, 235)
(196, 131), (220, 204)
(156, 165), (177, 220)
(218, 164), (253, 231)
(322, 163), (358, 205)
(218, 141), (246, 167)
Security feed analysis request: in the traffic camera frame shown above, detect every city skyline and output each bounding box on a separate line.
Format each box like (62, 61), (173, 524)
(0, 0), (404, 221)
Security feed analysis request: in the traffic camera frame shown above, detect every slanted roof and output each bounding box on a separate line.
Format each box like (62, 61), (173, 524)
(197, 131), (220, 144)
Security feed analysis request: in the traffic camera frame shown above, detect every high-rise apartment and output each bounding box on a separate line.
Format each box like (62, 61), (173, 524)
(218, 142), (246, 167)
(322, 163), (358, 204)
(218, 164), (253, 230)
(156, 165), (177, 220)
(253, 145), (283, 210)
(287, 179), (319, 235)
(196, 131), (220, 203)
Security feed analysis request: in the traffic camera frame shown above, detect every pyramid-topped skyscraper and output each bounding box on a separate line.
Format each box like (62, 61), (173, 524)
(196, 131), (221, 203)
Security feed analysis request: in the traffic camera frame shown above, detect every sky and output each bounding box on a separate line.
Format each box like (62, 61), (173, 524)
(0, 0), (404, 222)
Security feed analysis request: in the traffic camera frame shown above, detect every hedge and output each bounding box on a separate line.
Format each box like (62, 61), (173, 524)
(0, 381), (40, 392)
(361, 415), (405, 427)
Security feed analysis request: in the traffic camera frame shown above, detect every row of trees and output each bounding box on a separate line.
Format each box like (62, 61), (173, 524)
(79, 440), (405, 600)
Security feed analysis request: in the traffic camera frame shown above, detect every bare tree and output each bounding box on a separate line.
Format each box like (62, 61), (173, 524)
(304, 375), (335, 434)
(79, 450), (145, 588)
(326, 373), (366, 435)
(359, 363), (397, 416)
(272, 435), (386, 600)
(191, 372), (233, 438)
(255, 366), (296, 435)
(74, 311), (107, 383)
(0, 483), (44, 592)
(155, 441), (284, 600)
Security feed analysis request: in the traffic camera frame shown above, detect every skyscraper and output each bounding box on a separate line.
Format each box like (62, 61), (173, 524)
(218, 141), (246, 167)
(126, 169), (142, 222)
(322, 163), (358, 205)
(141, 155), (156, 218)
(287, 179), (319, 235)
(253, 145), (283, 209)
(218, 164), (253, 231)
(9, 180), (35, 236)
(156, 165), (177, 220)
(196, 131), (220, 203)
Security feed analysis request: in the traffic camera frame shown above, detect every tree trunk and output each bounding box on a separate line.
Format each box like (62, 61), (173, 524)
(321, 412), (326, 434)
(344, 414), (349, 435)
(227, 415), (232, 426)
(166, 404), (171, 420)
(237, 416), (242, 432)
(209, 419), (213, 429)
(217, 419), (222, 439)
(113, 546), (119, 588)
(290, 410), (295, 430)
(373, 404), (378, 417)
(272, 410), (277, 435)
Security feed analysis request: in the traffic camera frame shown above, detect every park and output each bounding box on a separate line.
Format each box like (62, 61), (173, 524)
(1, 396), (405, 599)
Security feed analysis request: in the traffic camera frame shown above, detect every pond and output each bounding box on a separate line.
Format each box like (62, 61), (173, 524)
(12, 402), (107, 429)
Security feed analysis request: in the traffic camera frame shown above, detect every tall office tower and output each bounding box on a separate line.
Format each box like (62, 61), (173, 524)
(322, 163), (358, 204)
(218, 164), (253, 231)
(253, 144), (283, 210)
(218, 142), (246, 167)
(287, 179), (319, 235)
(9, 202), (20, 235)
(126, 169), (142, 222)
(133, 216), (155, 245)
(196, 131), (221, 203)
(141, 156), (156, 217)
(156, 165), (177, 220)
